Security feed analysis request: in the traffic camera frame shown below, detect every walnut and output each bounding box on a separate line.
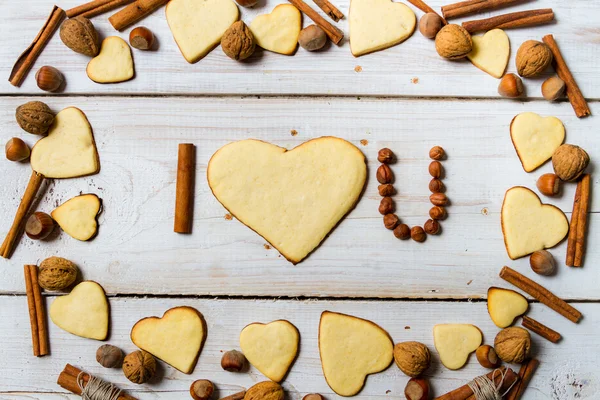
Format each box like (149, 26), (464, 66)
(494, 327), (531, 363)
(552, 144), (589, 181)
(245, 381), (284, 400)
(123, 350), (156, 384)
(60, 16), (99, 57)
(435, 24), (472, 59)
(38, 257), (78, 291)
(393, 341), (431, 377)
(96, 344), (124, 368)
(221, 21), (255, 61)
(15, 101), (55, 135)
(516, 40), (553, 78)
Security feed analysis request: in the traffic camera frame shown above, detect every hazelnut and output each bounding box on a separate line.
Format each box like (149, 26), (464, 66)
(190, 379), (214, 400)
(536, 173), (560, 196)
(429, 178), (444, 193)
(530, 250), (556, 276)
(298, 25), (327, 51)
(377, 148), (395, 164)
(376, 164), (393, 184)
(221, 21), (256, 61)
(384, 214), (400, 230)
(379, 197), (395, 215)
(419, 13), (442, 39)
(542, 76), (565, 101)
(404, 378), (430, 400)
(394, 224), (411, 240)
(35, 66), (64, 92)
(303, 395), (324, 400)
(516, 40), (553, 77)
(552, 144), (589, 181)
(378, 184), (395, 197)
(5, 137), (30, 162)
(476, 345), (500, 369)
(494, 327), (531, 364)
(15, 101), (55, 135)
(411, 226), (426, 242)
(60, 16), (99, 57)
(498, 73), (524, 98)
(428, 161), (443, 178)
(235, 0), (258, 7)
(430, 193), (448, 206)
(429, 146), (445, 160)
(245, 381), (284, 400)
(123, 350), (156, 384)
(96, 344), (124, 368)
(393, 341), (431, 377)
(221, 349), (246, 372)
(429, 206), (447, 220)
(25, 212), (54, 240)
(129, 26), (155, 50)
(38, 256), (78, 291)
(435, 24), (473, 59)
(423, 219), (440, 235)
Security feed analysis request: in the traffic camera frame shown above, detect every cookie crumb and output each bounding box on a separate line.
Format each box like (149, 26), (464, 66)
(360, 139), (368, 146)
(354, 65), (362, 73)
(467, 280), (473, 285)
(405, 326), (411, 330)
(264, 244), (271, 250)
(224, 213), (233, 220)
(481, 207), (489, 216)
(411, 77), (419, 84)
(290, 129), (298, 136)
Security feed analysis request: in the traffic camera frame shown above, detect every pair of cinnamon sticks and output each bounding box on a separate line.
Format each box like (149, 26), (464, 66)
(24, 264), (48, 357)
(505, 359), (539, 400)
(566, 174), (591, 267)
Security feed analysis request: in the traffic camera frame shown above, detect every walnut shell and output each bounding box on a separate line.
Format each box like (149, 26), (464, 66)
(552, 144), (590, 181)
(60, 16), (99, 57)
(38, 256), (78, 291)
(516, 40), (553, 78)
(245, 381), (284, 400)
(394, 341), (431, 377)
(123, 350), (156, 384)
(15, 101), (55, 135)
(221, 21), (255, 61)
(494, 327), (531, 363)
(435, 24), (473, 59)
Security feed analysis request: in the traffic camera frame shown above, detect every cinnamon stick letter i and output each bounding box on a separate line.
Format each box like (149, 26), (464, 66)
(174, 144), (195, 233)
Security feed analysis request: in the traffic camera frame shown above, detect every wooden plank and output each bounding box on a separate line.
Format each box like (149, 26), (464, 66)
(0, 296), (598, 398)
(0, 96), (597, 298)
(0, 0), (598, 98)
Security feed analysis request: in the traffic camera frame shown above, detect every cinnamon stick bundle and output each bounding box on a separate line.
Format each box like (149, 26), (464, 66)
(313, 0), (344, 22)
(174, 144), (195, 234)
(109, 0), (168, 31)
(435, 367), (518, 400)
(442, 0), (523, 19)
(462, 8), (554, 33)
(287, 0), (344, 44)
(24, 265), (48, 357)
(58, 364), (137, 400)
(505, 359), (539, 400)
(407, 0), (447, 25)
(521, 316), (562, 343)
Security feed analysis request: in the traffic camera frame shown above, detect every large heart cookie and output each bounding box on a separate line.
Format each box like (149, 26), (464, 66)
(86, 36), (134, 83)
(50, 281), (109, 340)
(319, 311), (393, 396)
(240, 320), (299, 382)
(131, 306), (206, 374)
(166, 0), (239, 63)
(249, 5), (301, 55)
(207, 137), (366, 264)
(349, 0), (416, 57)
(510, 112), (565, 172)
(467, 29), (510, 78)
(433, 324), (482, 370)
(52, 194), (101, 241)
(502, 186), (568, 259)
(30, 107), (99, 178)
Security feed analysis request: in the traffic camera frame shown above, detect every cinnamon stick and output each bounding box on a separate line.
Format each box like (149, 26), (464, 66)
(500, 266), (582, 323)
(505, 359), (539, 400)
(435, 367), (518, 400)
(543, 35), (591, 118)
(58, 364), (137, 400)
(8, 6), (66, 87)
(462, 8), (554, 33)
(566, 179), (582, 267)
(0, 171), (45, 258)
(219, 391), (246, 400)
(108, 0), (169, 31)
(442, 0), (523, 20)
(407, 0), (447, 25)
(174, 144), (195, 234)
(574, 174), (591, 267)
(80, 0), (135, 19)
(313, 0), (344, 22)
(24, 265), (40, 357)
(521, 316), (561, 343)
(67, 0), (113, 17)
(29, 265), (48, 355)
(287, 0), (344, 44)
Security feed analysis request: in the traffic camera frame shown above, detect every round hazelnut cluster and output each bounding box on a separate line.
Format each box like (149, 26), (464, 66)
(376, 146), (448, 242)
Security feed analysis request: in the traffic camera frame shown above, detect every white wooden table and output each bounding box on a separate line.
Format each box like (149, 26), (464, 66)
(0, 0), (598, 398)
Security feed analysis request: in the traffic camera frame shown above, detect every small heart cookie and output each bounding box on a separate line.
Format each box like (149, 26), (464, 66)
(250, 5), (301, 55)
(52, 194), (101, 241)
(87, 36), (134, 83)
(487, 287), (528, 328)
(467, 29), (510, 78)
(131, 306), (206, 374)
(502, 186), (568, 259)
(240, 320), (299, 382)
(349, 0), (416, 56)
(510, 112), (565, 172)
(50, 281), (109, 340)
(319, 311), (393, 396)
(433, 324), (482, 370)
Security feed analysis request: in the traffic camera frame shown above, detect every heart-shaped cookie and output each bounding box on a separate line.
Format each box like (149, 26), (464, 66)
(131, 306), (206, 374)
(319, 311), (393, 396)
(86, 36), (134, 83)
(510, 112), (565, 172)
(433, 324), (482, 370)
(487, 287), (528, 328)
(52, 194), (101, 241)
(30, 107), (99, 179)
(502, 186), (568, 259)
(349, 0), (416, 56)
(249, 5), (301, 55)
(207, 137), (366, 264)
(49, 281), (109, 340)
(240, 320), (299, 382)
(166, 0), (239, 63)
(467, 29), (510, 78)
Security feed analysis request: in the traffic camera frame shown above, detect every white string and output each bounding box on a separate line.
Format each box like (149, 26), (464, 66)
(467, 368), (518, 400)
(77, 372), (122, 400)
